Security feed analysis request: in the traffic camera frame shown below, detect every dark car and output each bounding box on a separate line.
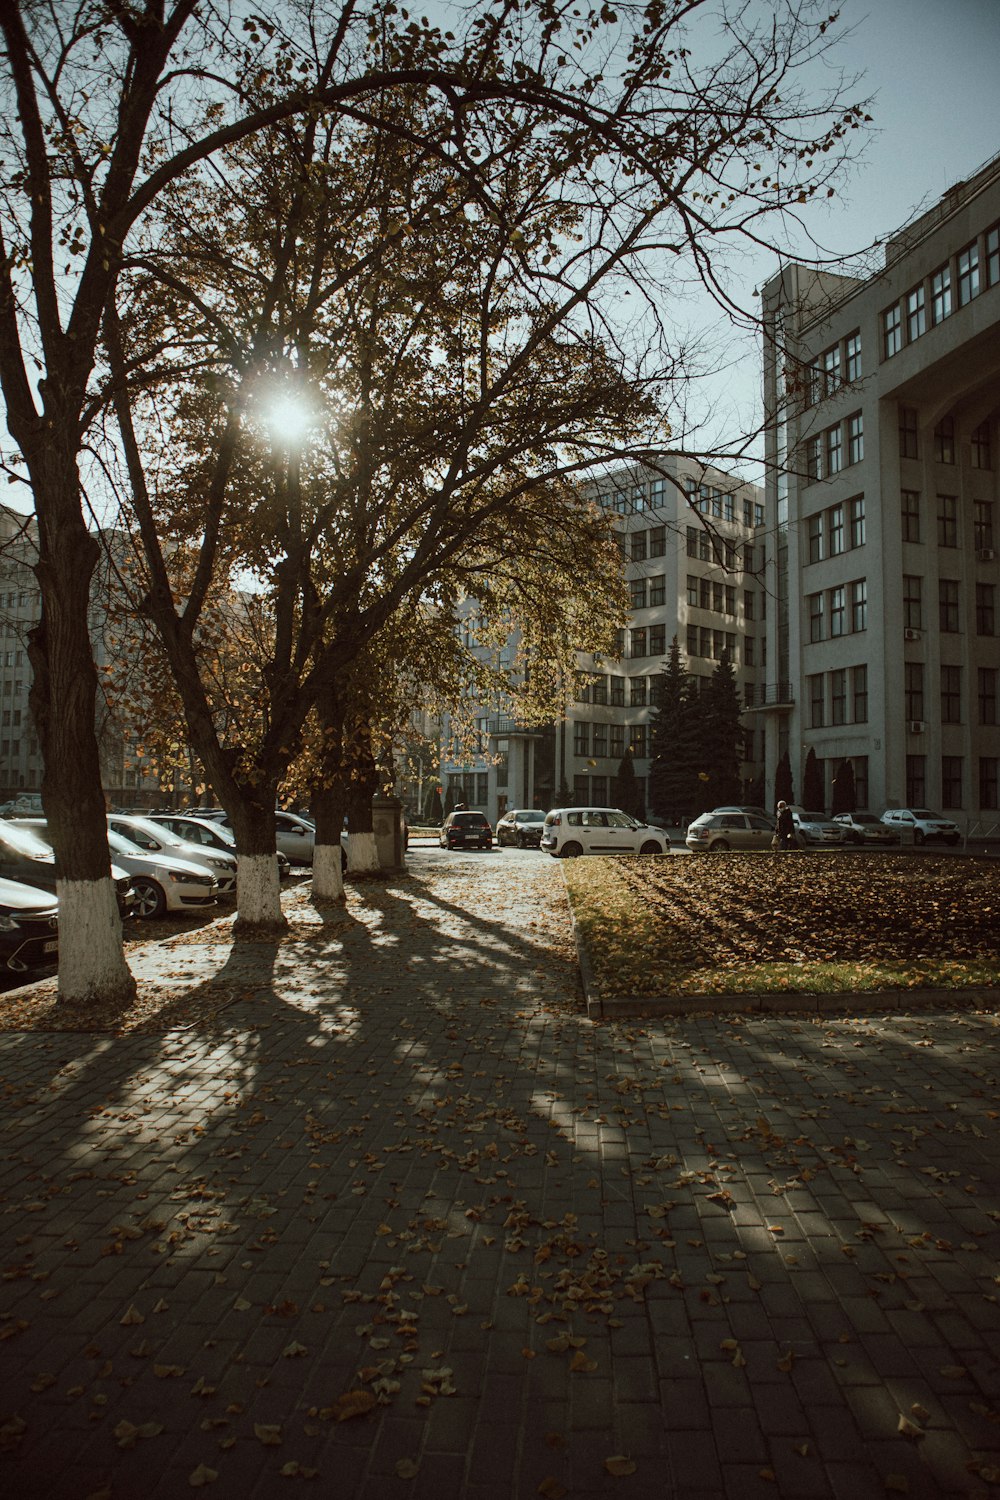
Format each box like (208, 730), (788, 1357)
(439, 811), (493, 850)
(0, 875), (59, 976)
(2, 821), (137, 916)
(495, 809), (546, 848)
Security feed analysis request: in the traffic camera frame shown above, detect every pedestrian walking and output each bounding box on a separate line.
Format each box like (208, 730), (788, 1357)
(775, 799), (795, 850)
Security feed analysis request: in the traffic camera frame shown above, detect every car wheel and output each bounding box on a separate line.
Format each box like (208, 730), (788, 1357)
(709, 839), (730, 852)
(639, 840), (662, 854)
(132, 878), (167, 919)
(914, 830), (924, 846)
(561, 841), (583, 858)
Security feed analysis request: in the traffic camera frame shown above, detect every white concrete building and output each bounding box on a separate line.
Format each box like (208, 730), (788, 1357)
(761, 154), (1000, 827)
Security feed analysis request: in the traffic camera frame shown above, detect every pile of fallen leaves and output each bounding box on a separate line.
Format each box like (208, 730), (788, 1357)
(565, 853), (1000, 999)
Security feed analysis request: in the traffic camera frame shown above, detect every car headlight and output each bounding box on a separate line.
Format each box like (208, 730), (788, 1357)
(168, 871), (214, 886)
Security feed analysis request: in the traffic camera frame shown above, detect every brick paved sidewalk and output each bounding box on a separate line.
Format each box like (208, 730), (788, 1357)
(1, 848), (999, 1499)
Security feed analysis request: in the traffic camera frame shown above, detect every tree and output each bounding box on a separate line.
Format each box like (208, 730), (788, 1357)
(424, 786), (444, 826)
(702, 651), (744, 810)
(803, 748), (825, 811)
(649, 638), (701, 824)
(612, 750), (644, 821)
(774, 750), (795, 810)
(831, 759), (856, 816)
(0, 0), (870, 1000)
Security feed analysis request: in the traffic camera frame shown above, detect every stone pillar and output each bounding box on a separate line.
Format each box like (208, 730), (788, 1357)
(372, 796), (407, 874)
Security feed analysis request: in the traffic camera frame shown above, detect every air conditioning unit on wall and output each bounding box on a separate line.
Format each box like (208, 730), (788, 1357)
(908, 720), (926, 734)
(903, 628), (921, 641)
(977, 548), (996, 563)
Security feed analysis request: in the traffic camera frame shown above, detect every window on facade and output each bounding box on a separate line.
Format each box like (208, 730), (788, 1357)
(592, 676), (608, 704)
(805, 435), (822, 481)
(686, 575), (699, 607)
(744, 636), (755, 666)
(709, 488), (722, 519)
(711, 630), (724, 660)
(575, 674), (591, 702)
(980, 757), (999, 811)
(686, 526), (698, 558)
(828, 504), (845, 556)
(851, 578), (867, 632)
(847, 412), (864, 465)
(829, 586), (846, 637)
(979, 667), (998, 725)
(591, 774), (608, 803)
(974, 501), (995, 551)
(941, 756), (963, 810)
(629, 726), (647, 759)
(630, 627), (647, 657)
(937, 494), (958, 546)
(821, 344), (841, 394)
(591, 723), (608, 757)
(743, 542), (758, 572)
(650, 478), (666, 507)
(939, 577), (960, 632)
(941, 664), (962, 723)
(686, 625), (698, 656)
(724, 539), (738, 569)
(901, 489), (921, 543)
(976, 583), (996, 636)
(972, 422), (993, 470)
(934, 417), (955, 464)
(809, 674), (825, 728)
(699, 532), (712, 562)
(744, 589), (755, 620)
(899, 406), (919, 459)
(724, 585), (735, 615)
(699, 626), (712, 656)
(957, 242), (980, 305)
(630, 531), (647, 562)
(630, 676), (647, 706)
(825, 423), (843, 475)
(699, 578), (711, 610)
(904, 662), (924, 721)
(613, 628), (626, 656)
(630, 578), (647, 610)
(906, 754), (926, 808)
(649, 624), (666, 657)
(649, 525), (666, 556)
(573, 774), (590, 804)
(632, 486), (647, 512)
(723, 493), (735, 523)
(882, 301), (902, 357)
(573, 722), (589, 755)
(808, 593), (824, 642)
(903, 575), (923, 630)
(988, 223), (1000, 286)
(849, 495), (866, 548)
(830, 668), (847, 725)
(711, 581), (723, 613)
(649, 575), (665, 608)
(931, 264), (952, 324)
(845, 330), (861, 381)
(906, 284), (926, 341)
(852, 665), (868, 723)
(805, 513), (822, 564)
(610, 724), (625, 759)
(610, 676), (625, 706)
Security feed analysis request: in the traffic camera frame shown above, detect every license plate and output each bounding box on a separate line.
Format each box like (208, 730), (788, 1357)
(43, 939), (58, 953)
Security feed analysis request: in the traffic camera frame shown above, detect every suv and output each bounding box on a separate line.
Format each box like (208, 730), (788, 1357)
(439, 811), (493, 850)
(541, 807), (668, 858)
(880, 808), (960, 846)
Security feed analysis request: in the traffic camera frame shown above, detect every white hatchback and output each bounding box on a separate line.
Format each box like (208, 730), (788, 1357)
(540, 807), (669, 858)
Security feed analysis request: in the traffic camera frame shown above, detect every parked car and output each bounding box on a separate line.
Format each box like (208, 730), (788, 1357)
(3, 821), (137, 917)
(495, 809), (546, 848)
(833, 812), (901, 847)
(178, 808), (322, 868)
(0, 876), (59, 976)
(439, 811), (493, 850)
(789, 808), (848, 847)
(541, 807), (669, 858)
(106, 827), (218, 918)
(108, 814), (237, 896)
(150, 813), (291, 880)
(686, 810), (777, 853)
(880, 808), (961, 846)
(710, 805), (775, 823)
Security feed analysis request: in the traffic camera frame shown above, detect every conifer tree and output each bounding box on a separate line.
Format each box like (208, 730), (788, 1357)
(613, 749), (644, 820)
(703, 650), (744, 809)
(649, 638), (701, 823)
(803, 748), (825, 811)
(774, 749), (794, 809)
(831, 759), (856, 816)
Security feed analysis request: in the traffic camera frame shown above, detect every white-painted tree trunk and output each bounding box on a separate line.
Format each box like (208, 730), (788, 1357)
(235, 853), (284, 927)
(312, 844), (345, 902)
(347, 831), (379, 874)
(57, 879), (135, 1005)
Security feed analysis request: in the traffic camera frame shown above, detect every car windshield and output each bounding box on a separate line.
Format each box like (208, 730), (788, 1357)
(454, 814), (487, 825)
(518, 811), (545, 822)
(912, 809), (942, 820)
(107, 828), (146, 855)
(0, 822), (55, 857)
(802, 812), (827, 821)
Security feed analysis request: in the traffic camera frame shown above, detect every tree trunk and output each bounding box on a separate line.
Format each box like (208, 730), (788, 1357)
(311, 784), (347, 903)
(227, 797), (285, 932)
(347, 773), (379, 874)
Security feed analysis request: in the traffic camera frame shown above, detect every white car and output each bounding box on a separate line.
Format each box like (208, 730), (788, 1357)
(108, 814), (237, 895)
(880, 808), (961, 846)
(789, 808), (848, 847)
(540, 807), (669, 858)
(151, 814), (291, 880)
(106, 827), (218, 919)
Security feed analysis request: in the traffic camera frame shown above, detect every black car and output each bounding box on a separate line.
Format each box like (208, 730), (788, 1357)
(495, 808), (546, 848)
(439, 811), (493, 850)
(0, 876), (59, 976)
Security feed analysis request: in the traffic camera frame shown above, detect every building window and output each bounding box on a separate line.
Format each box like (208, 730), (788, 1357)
(575, 673), (591, 703)
(573, 721), (589, 756)
(630, 577), (647, 610)
(592, 723), (608, 757)
(808, 674), (824, 728)
(988, 223), (1000, 287)
(941, 757), (963, 810)
(830, 668), (847, 725)
(852, 665), (868, 723)
(610, 676), (625, 706)
(724, 585), (736, 615)
(906, 284), (926, 341)
(850, 495), (865, 548)
(974, 500), (995, 551)
(980, 758), (999, 812)
(821, 343), (841, 394)
(847, 412), (864, 465)
(699, 626), (712, 656)
(805, 435), (822, 481)
(851, 578), (867, 633)
(941, 664), (962, 723)
(630, 531), (647, 562)
(712, 629), (725, 660)
(712, 580), (724, 613)
(957, 242), (980, 306)
(723, 493), (735, 523)
(901, 490), (921, 543)
(591, 774), (608, 803)
(573, 774), (589, 804)
(592, 676), (608, 705)
(630, 627), (647, 658)
(906, 754), (926, 808)
(828, 503), (845, 556)
(610, 724), (625, 759)
(899, 406), (919, 459)
(699, 578), (711, 610)
(904, 662), (924, 721)
(976, 583), (996, 636)
(649, 624), (666, 657)
(845, 330), (861, 381)
(979, 667), (998, 726)
(630, 677), (647, 706)
(931, 264), (952, 324)
(633, 486), (647, 512)
(939, 577), (960, 633)
(882, 301), (902, 358)
(744, 636), (755, 666)
(903, 575), (922, 630)
(649, 575), (665, 607)
(650, 478), (666, 507)
(851, 755), (869, 808)
(685, 625), (698, 656)
(613, 628), (625, 656)
(935, 416), (956, 464)
(744, 589), (755, 620)
(825, 423), (843, 475)
(686, 526), (698, 558)
(808, 593), (824, 642)
(936, 494), (958, 547)
(972, 422), (993, 470)
(829, 586), (845, 637)
(699, 532), (712, 562)
(649, 525), (666, 556)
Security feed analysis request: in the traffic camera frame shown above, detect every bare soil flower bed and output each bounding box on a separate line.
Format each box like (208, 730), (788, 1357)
(564, 852), (1000, 1000)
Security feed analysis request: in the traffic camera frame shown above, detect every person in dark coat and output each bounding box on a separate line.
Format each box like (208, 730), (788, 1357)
(775, 800), (795, 850)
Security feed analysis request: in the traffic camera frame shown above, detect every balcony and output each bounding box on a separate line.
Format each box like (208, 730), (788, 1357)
(743, 682), (795, 711)
(482, 716), (547, 738)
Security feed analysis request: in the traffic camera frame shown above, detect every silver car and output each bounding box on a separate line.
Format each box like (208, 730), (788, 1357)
(790, 809), (847, 847)
(106, 827), (218, 919)
(833, 813), (900, 846)
(686, 811), (777, 853)
(108, 814), (237, 895)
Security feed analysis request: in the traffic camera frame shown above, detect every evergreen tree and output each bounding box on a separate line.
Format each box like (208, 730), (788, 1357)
(613, 749), (644, 820)
(425, 784), (444, 824)
(802, 747), (825, 811)
(702, 650), (744, 809)
(558, 776), (572, 807)
(831, 759), (856, 815)
(649, 638), (701, 824)
(774, 749), (794, 809)
(444, 784), (455, 816)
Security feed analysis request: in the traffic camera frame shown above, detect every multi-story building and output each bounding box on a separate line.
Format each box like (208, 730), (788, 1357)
(0, 505), (41, 796)
(440, 455), (766, 822)
(761, 153), (1000, 825)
